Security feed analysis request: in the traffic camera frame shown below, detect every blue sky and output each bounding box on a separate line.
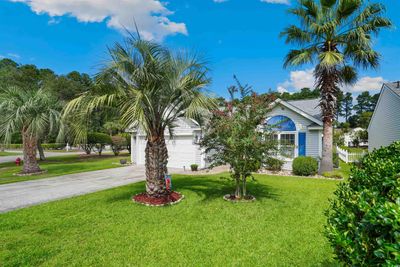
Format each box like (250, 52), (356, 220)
(1, 0), (399, 97)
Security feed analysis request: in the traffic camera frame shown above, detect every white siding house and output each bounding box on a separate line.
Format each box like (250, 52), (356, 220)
(130, 118), (205, 169)
(368, 82), (400, 151)
(266, 99), (323, 165)
(130, 98), (323, 170)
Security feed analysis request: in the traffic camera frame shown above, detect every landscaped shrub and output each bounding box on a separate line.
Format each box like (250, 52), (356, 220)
(265, 157), (284, 172)
(292, 156), (318, 176)
(111, 135), (127, 156)
(4, 144), (23, 149)
(190, 164), (198, 171)
(3, 143), (65, 150)
(41, 143), (65, 150)
(120, 133), (131, 154)
(326, 142), (400, 266)
(84, 132), (112, 156)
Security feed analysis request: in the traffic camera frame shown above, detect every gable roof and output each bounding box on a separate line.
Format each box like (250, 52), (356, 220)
(286, 99), (322, 121)
(368, 81), (400, 131)
(384, 82), (400, 98)
(127, 117), (201, 135)
(272, 98), (323, 126)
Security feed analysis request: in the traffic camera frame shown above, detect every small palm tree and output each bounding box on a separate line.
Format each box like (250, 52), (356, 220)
(64, 36), (215, 198)
(281, 0), (391, 172)
(0, 87), (62, 174)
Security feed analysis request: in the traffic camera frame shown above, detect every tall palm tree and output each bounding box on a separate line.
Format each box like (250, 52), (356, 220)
(64, 37), (215, 198)
(0, 87), (62, 174)
(281, 0), (391, 173)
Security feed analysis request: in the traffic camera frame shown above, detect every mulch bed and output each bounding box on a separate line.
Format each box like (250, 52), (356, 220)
(223, 194), (256, 202)
(132, 191), (184, 207)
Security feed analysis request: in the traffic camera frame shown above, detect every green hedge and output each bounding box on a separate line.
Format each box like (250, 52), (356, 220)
(190, 164), (199, 171)
(3, 143), (65, 150)
(292, 156), (318, 176)
(326, 142), (400, 266)
(87, 133), (112, 145)
(265, 157), (284, 171)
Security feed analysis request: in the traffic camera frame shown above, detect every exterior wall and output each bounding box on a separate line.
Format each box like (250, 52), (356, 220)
(268, 103), (322, 159)
(306, 130), (321, 158)
(369, 88), (400, 151)
(268, 104), (313, 132)
(131, 133), (204, 169)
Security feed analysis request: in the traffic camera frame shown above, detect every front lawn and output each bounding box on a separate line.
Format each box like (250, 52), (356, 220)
(0, 152), (19, 157)
(339, 146), (367, 153)
(0, 154), (131, 185)
(0, 174), (338, 266)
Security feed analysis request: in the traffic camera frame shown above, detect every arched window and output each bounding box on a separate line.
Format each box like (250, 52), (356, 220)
(266, 115), (296, 131)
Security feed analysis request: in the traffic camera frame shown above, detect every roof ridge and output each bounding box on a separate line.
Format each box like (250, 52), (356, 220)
(287, 98), (320, 102)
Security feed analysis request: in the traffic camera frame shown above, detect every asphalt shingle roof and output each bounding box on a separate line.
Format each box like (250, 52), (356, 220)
(385, 82), (400, 97)
(286, 98), (322, 121)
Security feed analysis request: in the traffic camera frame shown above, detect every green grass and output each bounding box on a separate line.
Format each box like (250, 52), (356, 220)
(0, 152), (19, 157)
(339, 146), (367, 153)
(322, 161), (352, 180)
(0, 174), (339, 266)
(0, 154), (131, 185)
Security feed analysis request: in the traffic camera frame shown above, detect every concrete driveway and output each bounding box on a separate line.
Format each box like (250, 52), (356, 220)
(0, 166), (147, 213)
(0, 165), (189, 213)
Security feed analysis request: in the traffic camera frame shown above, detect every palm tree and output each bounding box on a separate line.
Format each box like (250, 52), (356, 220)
(64, 37), (215, 198)
(280, 0), (391, 173)
(0, 87), (62, 174)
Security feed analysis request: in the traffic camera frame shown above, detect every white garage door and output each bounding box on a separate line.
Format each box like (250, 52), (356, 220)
(166, 136), (200, 169)
(134, 135), (201, 169)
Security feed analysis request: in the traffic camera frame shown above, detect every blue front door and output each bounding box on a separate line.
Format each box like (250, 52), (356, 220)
(298, 132), (306, 156)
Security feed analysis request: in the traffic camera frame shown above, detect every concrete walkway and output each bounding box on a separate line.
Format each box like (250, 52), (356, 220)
(0, 166), (148, 213)
(0, 151), (82, 164)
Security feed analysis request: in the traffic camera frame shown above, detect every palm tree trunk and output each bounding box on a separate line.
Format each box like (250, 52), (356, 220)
(316, 65), (337, 174)
(320, 120), (333, 173)
(37, 140), (45, 161)
(22, 130), (41, 174)
(145, 136), (168, 197)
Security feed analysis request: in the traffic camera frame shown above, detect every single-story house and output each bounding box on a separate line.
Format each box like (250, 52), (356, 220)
(266, 98), (323, 169)
(130, 98), (323, 169)
(343, 127), (368, 147)
(368, 81), (400, 151)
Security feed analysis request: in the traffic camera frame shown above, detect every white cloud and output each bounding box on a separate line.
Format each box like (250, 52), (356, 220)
(48, 17), (61, 25)
(277, 69), (315, 92)
(277, 69), (385, 93)
(7, 53), (20, 59)
(344, 76), (385, 92)
(10, 0), (188, 41)
(261, 0), (290, 5)
(277, 86), (288, 93)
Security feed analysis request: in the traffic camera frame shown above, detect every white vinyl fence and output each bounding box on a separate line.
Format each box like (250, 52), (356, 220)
(336, 146), (367, 163)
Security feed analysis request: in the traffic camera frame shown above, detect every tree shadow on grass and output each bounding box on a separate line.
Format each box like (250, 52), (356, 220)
(173, 174), (280, 202)
(105, 181), (146, 203)
(106, 174), (280, 203)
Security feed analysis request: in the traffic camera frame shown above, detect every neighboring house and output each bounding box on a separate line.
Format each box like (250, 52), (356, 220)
(343, 127), (368, 147)
(368, 82), (400, 151)
(130, 98), (323, 170)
